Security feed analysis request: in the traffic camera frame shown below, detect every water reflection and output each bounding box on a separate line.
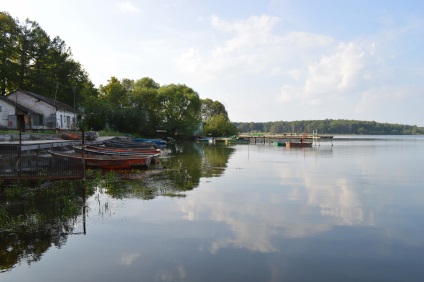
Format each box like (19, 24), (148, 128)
(0, 181), (88, 272)
(163, 142), (235, 189)
(0, 142), (235, 273)
(2, 139), (423, 281)
(97, 142), (236, 200)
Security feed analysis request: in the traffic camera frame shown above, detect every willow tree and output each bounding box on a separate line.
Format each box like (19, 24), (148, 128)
(157, 84), (201, 137)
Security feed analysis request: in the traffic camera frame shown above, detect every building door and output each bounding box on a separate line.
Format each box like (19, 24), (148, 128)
(17, 114), (25, 131)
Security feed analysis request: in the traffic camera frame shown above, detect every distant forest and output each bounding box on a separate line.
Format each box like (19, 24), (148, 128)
(233, 119), (424, 135)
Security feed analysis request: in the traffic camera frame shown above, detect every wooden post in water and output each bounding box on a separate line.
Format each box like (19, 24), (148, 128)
(82, 182), (86, 235)
(82, 129), (86, 183)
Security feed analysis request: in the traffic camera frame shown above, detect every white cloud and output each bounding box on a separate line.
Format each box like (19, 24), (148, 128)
(177, 15), (282, 80)
(354, 85), (419, 114)
(277, 41), (374, 106)
(118, 2), (140, 13)
(176, 15), (336, 84)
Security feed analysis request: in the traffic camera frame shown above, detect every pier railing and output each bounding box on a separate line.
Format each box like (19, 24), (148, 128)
(238, 132), (334, 145)
(0, 129), (85, 181)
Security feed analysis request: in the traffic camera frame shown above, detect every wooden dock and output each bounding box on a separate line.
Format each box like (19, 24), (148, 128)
(238, 133), (333, 145)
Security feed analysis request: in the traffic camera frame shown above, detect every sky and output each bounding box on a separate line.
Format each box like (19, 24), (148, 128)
(1, 0), (424, 126)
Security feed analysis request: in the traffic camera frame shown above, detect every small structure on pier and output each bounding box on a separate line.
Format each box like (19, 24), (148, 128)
(238, 132), (333, 146)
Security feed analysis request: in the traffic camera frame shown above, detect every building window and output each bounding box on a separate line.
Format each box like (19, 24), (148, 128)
(0, 106), (2, 112)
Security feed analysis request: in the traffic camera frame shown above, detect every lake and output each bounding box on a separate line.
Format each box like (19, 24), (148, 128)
(1, 135), (424, 282)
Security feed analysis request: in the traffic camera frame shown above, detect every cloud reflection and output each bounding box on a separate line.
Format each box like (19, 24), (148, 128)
(120, 252), (140, 266)
(177, 162), (369, 254)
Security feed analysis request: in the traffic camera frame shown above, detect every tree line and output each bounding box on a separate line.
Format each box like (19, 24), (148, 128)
(85, 77), (237, 137)
(234, 120), (424, 135)
(0, 11), (96, 108)
(0, 11), (236, 138)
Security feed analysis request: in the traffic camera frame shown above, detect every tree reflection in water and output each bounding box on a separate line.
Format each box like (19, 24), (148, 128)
(0, 181), (88, 272)
(0, 142), (235, 272)
(92, 142), (235, 199)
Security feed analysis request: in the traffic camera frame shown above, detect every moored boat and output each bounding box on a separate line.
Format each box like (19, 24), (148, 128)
(72, 146), (160, 164)
(133, 138), (167, 146)
(85, 145), (161, 155)
(59, 131), (98, 141)
(196, 137), (214, 143)
(285, 141), (312, 148)
(286, 131), (312, 148)
(49, 151), (152, 169)
(273, 141), (286, 146)
(60, 131), (82, 140)
(103, 137), (157, 149)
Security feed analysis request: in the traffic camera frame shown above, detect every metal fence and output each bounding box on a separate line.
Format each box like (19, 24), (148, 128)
(0, 129), (85, 180)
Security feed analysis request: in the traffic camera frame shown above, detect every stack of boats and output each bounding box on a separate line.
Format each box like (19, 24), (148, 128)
(49, 137), (166, 170)
(60, 130), (99, 141)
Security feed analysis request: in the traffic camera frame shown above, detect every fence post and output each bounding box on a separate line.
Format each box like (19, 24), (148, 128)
(82, 129), (86, 182)
(18, 129), (22, 180)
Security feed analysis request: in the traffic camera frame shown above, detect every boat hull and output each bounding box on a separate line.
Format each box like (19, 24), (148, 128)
(49, 151), (152, 169)
(72, 146), (160, 164)
(286, 142), (312, 148)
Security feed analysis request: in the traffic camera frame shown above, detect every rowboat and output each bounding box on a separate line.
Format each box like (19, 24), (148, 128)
(196, 137), (214, 143)
(133, 138), (167, 146)
(59, 131), (98, 141)
(72, 146), (160, 164)
(286, 131), (312, 148)
(85, 145), (161, 155)
(285, 141), (312, 148)
(49, 151), (152, 169)
(103, 137), (157, 148)
(60, 131), (82, 140)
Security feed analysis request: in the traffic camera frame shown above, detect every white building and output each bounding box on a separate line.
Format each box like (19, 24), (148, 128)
(0, 95), (42, 129)
(5, 90), (81, 129)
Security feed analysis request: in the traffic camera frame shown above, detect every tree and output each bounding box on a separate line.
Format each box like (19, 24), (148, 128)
(0, 12), (96, 107)
(0, 12), (20, 95)
(157, 84), (201, 137)
(203, 114), (238, 137)
(131, 77), (161, 136)
(201, 98), (229, 122)
(99, 77), (129, 106)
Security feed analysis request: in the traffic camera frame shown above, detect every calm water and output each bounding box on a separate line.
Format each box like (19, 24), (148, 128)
(1, 136), (424, 282)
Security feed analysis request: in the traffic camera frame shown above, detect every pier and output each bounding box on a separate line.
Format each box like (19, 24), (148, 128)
(238, 133), (334, 145)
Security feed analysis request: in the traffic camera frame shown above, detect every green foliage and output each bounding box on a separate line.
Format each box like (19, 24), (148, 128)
(234, 119), (424, 135)
(204, 114), (238, 137)
(157, 84), (202, 137)
(0, 180), (89, 271)
(200, 98), (236, 137)
(0, 11), (97, 107)
(0, 11), (20, 95)
(84, 78), (203, 137)
(201, 98), (229, 122)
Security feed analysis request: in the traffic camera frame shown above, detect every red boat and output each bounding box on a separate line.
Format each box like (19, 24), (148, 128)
(60, 131), (82, 140)
(286, 141), (312, 148)
(49, 151), (152, 169)
(286, 131), (312, 148)
(59, 131), (99, 141)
